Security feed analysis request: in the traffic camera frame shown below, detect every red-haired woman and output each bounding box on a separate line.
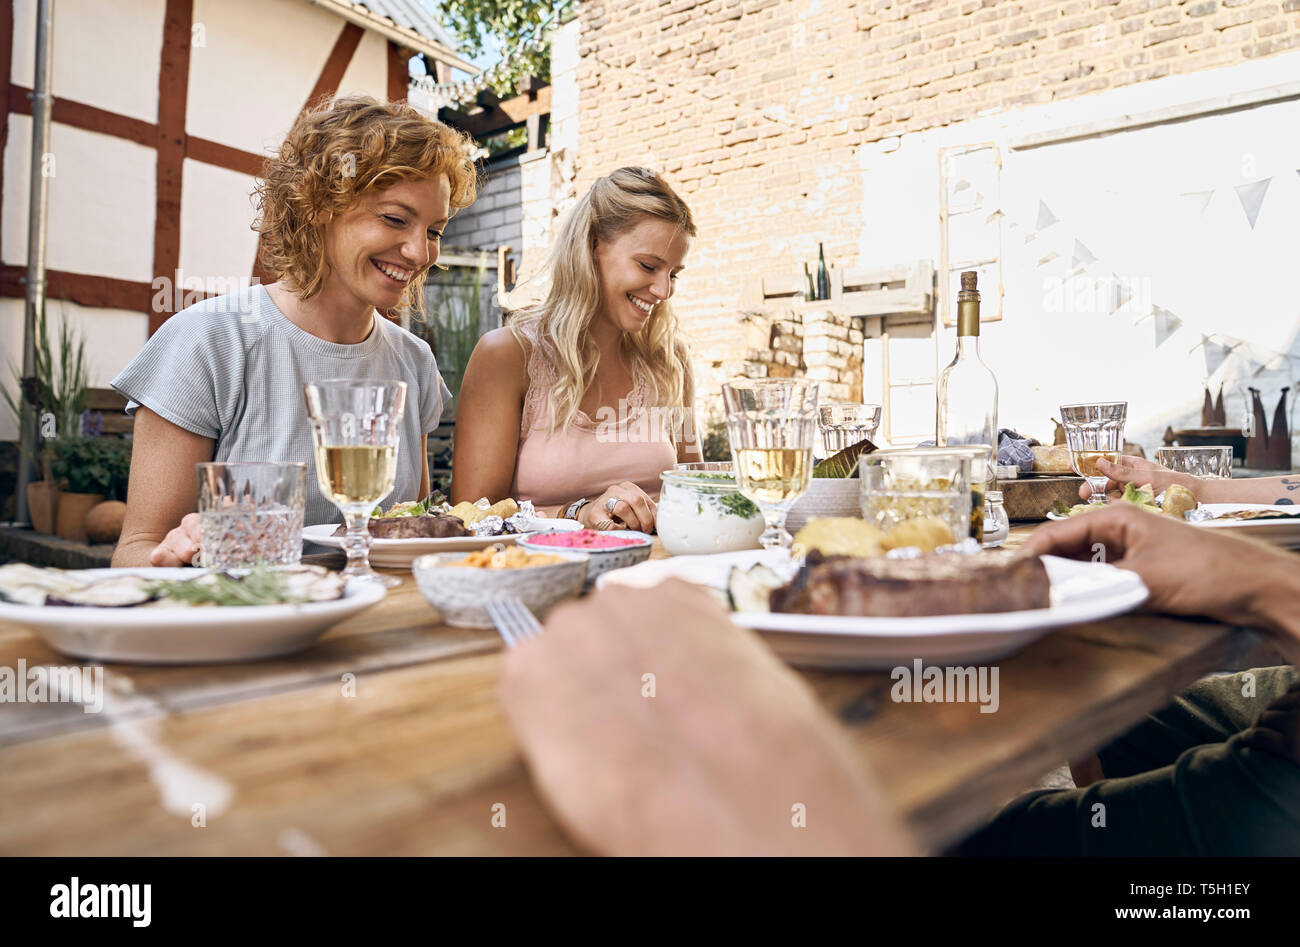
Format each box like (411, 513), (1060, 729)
(112, 95), (477, 566)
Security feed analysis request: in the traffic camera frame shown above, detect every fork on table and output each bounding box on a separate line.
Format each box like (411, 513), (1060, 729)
(484, 596), (543, 648)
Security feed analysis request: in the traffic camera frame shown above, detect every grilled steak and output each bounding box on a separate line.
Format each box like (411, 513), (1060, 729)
(333, 513), (469, 539)
(771, 550), (1051, 617)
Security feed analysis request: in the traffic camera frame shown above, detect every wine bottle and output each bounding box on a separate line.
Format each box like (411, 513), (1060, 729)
(816, 243), (830, 301)
(938, 271), (998, 543)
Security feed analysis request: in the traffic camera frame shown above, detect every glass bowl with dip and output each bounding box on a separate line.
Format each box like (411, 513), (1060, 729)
(657, 462), (765, 557)
(518, 528), (653, 586)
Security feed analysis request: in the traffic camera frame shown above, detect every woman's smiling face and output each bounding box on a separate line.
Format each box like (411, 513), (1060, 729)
(593, 217), (690, 335)
(323, 174), (452, 312)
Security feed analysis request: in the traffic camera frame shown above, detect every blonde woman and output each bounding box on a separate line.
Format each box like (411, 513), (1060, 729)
(452, 168), (701, 532)
(112, 95), (478, 566)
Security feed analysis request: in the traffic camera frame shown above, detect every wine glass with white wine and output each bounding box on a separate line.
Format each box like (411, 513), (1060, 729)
(304, 379), (407, 586)
(722, 379), (819, 550)
(1059, 402), (1127, 504)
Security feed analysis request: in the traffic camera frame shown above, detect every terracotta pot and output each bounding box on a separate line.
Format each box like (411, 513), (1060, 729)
(27, 481), (60, 535)
(55, 491), (105, 542)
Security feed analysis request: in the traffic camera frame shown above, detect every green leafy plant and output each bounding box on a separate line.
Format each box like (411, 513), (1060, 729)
(2, 307), (90, 472)
(701, 415), (730, 463)
(421, 257), (489, 405)
(435, 0), (572, 96)
(46, 435), (131, 499)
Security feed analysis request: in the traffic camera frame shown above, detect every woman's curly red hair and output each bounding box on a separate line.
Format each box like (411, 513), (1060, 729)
(254, 94), (478, 315)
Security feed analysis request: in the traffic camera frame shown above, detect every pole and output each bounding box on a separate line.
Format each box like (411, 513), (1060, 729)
(14, 0), (54, 525)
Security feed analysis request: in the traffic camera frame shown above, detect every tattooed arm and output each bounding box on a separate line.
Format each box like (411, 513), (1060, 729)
(1198, 475), (1300, 506)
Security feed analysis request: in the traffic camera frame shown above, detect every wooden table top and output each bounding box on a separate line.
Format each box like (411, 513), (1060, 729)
(0, 526), (1281, 855)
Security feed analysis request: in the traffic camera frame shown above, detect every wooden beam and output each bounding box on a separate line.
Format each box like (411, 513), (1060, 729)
(187, 136), (266, 178)
(151, 0), (194, 335)
(8, 84), (156, 148)
(442, 85), (552, 139)
(0, 265), (153, 312)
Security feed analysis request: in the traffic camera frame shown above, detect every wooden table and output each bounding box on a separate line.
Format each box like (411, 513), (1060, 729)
(0, 528), (1282, 855)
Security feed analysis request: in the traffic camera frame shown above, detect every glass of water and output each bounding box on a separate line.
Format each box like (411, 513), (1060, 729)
(818, 403), (882, 455)
(197, 462), (306, 570)
(1155, 446), (1233, 479)
(859, 447), (973, 544)
(1060, 402), (1128, 504)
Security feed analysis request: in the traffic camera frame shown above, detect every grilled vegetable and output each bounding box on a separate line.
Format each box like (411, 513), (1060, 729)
(726, 563), (784, 613)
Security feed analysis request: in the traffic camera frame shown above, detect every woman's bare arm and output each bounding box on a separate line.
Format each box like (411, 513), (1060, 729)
(450, 328), (542, 508)
(112, 407), (214, 567)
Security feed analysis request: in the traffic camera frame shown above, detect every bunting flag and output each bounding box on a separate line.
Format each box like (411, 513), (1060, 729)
(1035, 200), (1059, 231)
(1153, 307), (1183, 347)
(1234, 178), (1271, 230)
(1071, 238), (1097, 269)
(1201, 335), (1237, 377)
(1180, 189), (1214, 218)
(1110, 272), (1133, 313)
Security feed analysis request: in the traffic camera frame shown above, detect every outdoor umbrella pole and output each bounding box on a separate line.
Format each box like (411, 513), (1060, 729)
(14, 0), (55, 526)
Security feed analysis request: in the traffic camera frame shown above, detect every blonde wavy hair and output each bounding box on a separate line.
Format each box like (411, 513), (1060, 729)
(510, 167), (697, 435)
(253, 94), (479, 317)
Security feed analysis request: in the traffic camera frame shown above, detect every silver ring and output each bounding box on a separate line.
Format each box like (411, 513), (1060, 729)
(605, 497), (619, 513)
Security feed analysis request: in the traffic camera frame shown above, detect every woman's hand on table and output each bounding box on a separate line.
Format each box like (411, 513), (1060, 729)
(1026, 503), (1300, 658)
(498, 579), (916, 856)
(1078, 455), (1199, 502)
(579, 481), (658, 532)
(148, 512), (202, 566)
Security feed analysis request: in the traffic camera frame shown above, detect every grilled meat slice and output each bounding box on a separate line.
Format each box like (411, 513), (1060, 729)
(333, 513), (469, 539)
(771, 550), (1050, 617)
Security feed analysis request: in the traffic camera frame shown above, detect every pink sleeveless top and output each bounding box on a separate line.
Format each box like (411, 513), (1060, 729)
(510, 327), (678, 506)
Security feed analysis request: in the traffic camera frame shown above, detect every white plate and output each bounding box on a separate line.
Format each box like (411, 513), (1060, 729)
(596, 550), (1148, 669)
(0, 568), (386, 664)
(303, 518), (582, 568)
(1190, 503), (1300, 548)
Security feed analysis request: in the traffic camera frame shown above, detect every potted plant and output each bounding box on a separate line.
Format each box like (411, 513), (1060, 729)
(2, 308), (90, 533)
(46, 432), (131, 542)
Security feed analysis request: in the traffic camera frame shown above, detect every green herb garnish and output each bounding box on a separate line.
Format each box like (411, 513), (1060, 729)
(145, 566), (303, 607)
(718, 493), (759, 517)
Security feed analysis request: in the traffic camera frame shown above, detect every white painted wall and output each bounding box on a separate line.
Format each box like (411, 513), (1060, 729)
(10, 0), (164, 124)
(3, 114), (156, 280)
(186, 0), (344, 154)
(856, 50), (1300, 459)
(178, 157), (262, 292)
(336, 28), (388, 100)
(0, 297), (148, 441)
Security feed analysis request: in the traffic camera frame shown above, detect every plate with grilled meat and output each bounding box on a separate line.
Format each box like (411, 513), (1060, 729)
(303, 515), (581, 567)
(596, 549), (1148, 668)
(1187, 504), (1300, 548)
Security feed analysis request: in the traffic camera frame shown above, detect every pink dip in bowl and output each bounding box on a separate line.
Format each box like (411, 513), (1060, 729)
(528, 529), (648, 550)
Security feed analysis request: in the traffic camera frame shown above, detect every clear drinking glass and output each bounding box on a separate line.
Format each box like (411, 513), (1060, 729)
(1060, 402), (1128, 504)
(196, 462), (306, 570)
(859, 447), (973, 543)
(1155, 446), (1233, 479)
(818, 403), (882, 455)
(303, 379), (407, 587)
(722, 379), (819, 550)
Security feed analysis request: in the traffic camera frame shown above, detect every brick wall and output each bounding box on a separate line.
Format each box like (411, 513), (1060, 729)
(572, 0), (1300, 416)
(443, 153), (524, 251)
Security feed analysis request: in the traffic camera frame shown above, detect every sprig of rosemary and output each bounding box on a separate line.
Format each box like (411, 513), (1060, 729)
(145, 567), (301, 607)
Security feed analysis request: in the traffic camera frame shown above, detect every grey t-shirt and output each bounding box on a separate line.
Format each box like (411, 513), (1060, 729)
(112, 284), (448, 526)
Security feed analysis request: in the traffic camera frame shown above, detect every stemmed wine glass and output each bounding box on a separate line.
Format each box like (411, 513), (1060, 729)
(1060, 402), (1127, 504)
(722, 378), (819, 550)
(304, 379), (407, 586)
